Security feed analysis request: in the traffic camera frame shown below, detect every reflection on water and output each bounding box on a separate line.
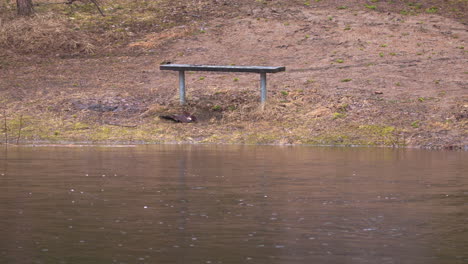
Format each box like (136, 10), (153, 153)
(0, 145), (467, 264)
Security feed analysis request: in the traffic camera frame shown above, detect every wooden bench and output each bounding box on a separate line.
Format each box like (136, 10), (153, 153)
(160, 64), (286, 105)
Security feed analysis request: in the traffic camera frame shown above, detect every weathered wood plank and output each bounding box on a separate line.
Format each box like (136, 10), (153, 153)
(160, 64), (286, 73)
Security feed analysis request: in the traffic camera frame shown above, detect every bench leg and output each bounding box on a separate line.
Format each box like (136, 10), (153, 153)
(179, 70), (186, 105)
(260, 72), (267, 104)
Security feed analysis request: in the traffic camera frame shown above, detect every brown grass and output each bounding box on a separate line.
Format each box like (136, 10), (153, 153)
(0, 13), (95, 55)
(0, 0), (466, 147)
(128, 26), (194, 50)
(0, 0), (260, 57)
(0, 0), (466, 57)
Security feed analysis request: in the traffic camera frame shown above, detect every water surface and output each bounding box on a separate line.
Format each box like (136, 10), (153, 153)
(0, 145), (467, 264)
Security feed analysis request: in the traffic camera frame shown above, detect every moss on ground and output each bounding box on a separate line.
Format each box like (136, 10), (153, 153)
(1, 110), (409, 147)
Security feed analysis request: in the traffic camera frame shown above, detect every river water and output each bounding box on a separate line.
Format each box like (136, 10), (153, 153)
(0, 145), (467, 264)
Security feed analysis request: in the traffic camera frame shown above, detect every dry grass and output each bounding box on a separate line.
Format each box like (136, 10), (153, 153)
(0, 0), (244, 57)
(0, 0), (466, 147)
(1, 0), (466, 57)
(0, 13), (95, 55)
(128, 26), (195, 50)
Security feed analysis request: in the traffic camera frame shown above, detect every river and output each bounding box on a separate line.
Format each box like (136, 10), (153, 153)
(0, 145), (467, 264)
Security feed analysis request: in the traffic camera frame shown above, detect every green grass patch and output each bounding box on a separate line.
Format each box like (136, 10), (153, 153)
(72, 122), (90, 130)
(426, 7), (438, 13)
(408, 2), (422, 9)
(411, 121), (420, 128)
(332, 112), (346, 119)
(358, 124), (399, 145)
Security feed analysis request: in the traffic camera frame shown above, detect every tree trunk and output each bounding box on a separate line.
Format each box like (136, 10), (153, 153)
(17, 0), (33, 16)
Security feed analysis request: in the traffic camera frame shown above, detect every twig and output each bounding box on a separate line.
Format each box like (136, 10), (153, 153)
(33, 2), (67, 6)
(66, 0), (105, 16)
(89, 0), (105, 17)
(105, 122), (138, 128)
(16, 114), (23, 145)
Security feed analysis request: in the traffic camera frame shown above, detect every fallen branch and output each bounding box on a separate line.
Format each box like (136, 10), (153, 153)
(105, 122), (138, 128)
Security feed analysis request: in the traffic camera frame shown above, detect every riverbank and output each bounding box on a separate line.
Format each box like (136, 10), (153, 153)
(1, 0), (466, 149)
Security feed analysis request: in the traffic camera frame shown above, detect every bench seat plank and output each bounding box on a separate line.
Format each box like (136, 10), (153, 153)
(160, 64), (285, 73)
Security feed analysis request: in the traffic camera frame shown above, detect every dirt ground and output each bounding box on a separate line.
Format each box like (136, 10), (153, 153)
(0, 0), (467, 148)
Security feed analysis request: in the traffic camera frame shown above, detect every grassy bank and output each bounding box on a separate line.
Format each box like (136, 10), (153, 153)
(2, 87), (466, 148)
(1, 0), (467, 149)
